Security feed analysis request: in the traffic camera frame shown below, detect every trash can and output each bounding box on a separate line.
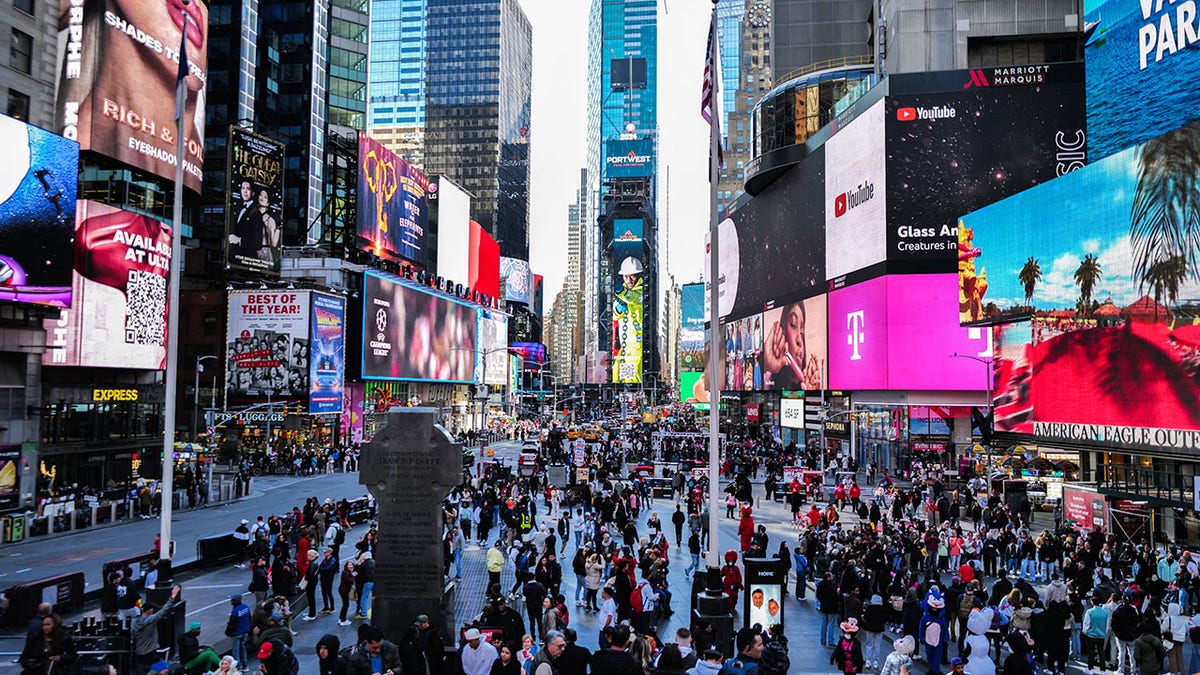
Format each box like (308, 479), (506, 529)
(12, 514), (25, 541)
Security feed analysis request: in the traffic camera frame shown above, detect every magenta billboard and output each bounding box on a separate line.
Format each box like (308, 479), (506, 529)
(828, 274), (992, 390)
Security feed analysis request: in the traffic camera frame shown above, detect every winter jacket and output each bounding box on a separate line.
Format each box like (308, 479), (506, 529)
(1044, 579), (1069, 606)
(818, 579), (841, 614)
(1110, 603), (1141, 642)
(345, 641), (402, 675)
(1133, 633), (1165, 674)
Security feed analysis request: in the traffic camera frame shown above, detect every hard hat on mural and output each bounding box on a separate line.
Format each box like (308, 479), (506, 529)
(618, 257), (644, 275)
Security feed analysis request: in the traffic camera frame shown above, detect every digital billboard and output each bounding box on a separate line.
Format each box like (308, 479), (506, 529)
(225, 127), (285, 275)
(1085, 0), (1200, 161)
(0, 114), (78, 307)
(532, 274), (544, 317)
(680, 282), (706, 370)
(723, 313), (761, 391)
(612, 221), (647, 384)
(962, 122), (1200, 448)
(362, 270), (477, 383)
(357, 132), (430, 264)
(55, 0), (209, 193)
(828, 274), (993, 390)
(680, 371), (710, 409)
(604, 139), (655, 179)
(500, 257), (531, 305)
(226, 290), (310, 399)
(511, 342), (546, 367)
(825, 99), (887, 279)
(885, 65), (1087, 271)
(0, 445), (19, 510)
(477, 309), (509, 386)
(720, 147), (825, 318)
(44, 201), (172, 369)
(470, 221), (500, 298)
(434, 177), (472, 285)
(761, 294), (826, 391)
(308, 292), (345, 414)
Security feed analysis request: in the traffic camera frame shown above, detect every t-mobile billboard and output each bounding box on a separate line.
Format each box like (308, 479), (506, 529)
(828, 274), (993, 390)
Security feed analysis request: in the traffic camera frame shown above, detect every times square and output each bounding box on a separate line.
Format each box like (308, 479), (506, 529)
(2, 0), (1200, 674)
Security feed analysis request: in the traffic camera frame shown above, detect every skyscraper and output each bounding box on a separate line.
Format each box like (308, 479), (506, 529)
(715, 0), (743, 147)
(772, 0), (873, 80)
(367, 0), (427, 164)
(718, 0), (772, 212)
(425, 0), (533, 262)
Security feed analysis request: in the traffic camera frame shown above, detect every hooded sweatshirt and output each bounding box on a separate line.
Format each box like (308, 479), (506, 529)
(686, 660), (723, 675)
(1161, 602), (1186, 645)
(317, 634), (344, 675)
(1044, 579), (1068, 606)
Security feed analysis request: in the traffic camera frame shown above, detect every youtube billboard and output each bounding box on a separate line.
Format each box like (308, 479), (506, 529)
(884, 62), (1086, 273)
(825, 98), (887, 279)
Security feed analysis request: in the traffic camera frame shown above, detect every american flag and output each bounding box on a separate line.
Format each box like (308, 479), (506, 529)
(701, 11), (723, 163)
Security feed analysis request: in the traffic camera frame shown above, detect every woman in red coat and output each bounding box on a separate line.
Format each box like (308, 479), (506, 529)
(721, 550), (743, 612)
(738, 505), (755, 552)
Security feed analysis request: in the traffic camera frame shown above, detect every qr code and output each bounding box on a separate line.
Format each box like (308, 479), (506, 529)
(125, 269), (166, 345)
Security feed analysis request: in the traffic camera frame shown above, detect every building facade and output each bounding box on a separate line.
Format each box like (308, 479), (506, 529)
(717, 0), (772, 212)
(772, 0), (874, 82)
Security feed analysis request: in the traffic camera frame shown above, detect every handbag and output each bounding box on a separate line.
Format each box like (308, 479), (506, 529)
(298, 578), (308, 592)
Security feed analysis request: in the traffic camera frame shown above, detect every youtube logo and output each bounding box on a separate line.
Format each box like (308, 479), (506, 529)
(834, 193), (847, 217)
(896, 107), (916, 122)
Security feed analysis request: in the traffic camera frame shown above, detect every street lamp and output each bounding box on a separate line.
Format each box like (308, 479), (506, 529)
(194, 355), (217, 441)
(951, 352), (994, 480)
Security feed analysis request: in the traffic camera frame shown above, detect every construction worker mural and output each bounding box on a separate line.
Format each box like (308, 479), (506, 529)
(612, 255), (644, 384)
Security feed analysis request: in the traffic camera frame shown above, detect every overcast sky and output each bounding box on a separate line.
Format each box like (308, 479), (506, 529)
(523, 0), (713, 305)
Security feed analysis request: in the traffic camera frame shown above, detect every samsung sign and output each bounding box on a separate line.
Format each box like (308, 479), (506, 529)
(605, 139), (654, 178)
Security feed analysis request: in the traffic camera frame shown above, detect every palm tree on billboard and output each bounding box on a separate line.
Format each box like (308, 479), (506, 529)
(1074, 254), (1102, 316)
(1018, 256), (1042, 307)
(1130, 124), (1200, 306)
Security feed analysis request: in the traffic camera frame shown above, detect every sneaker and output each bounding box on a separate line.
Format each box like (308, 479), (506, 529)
(338, 620), (351, 626)
(353, 614), (367, 619)
(302, 615), (316, 621)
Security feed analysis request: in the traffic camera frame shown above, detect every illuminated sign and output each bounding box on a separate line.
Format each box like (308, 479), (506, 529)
(93, 388), (138, 402)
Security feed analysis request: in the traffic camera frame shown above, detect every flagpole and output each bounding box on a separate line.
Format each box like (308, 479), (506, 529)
(160, 5), (193, 565)
(705, 0), (722, 571)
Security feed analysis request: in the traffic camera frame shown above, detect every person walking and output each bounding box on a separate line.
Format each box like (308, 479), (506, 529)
(301, 550), (319, 621)
(19, 612), (76, 675)
(672, 505), (686, 548)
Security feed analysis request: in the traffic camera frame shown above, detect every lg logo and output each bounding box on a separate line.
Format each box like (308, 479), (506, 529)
(847, 311), (865, 361)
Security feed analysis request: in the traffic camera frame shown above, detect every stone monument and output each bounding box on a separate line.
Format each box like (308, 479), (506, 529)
(359, 408), (461, 639)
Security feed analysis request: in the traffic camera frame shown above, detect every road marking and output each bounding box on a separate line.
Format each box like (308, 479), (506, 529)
(188, 594), (245, 616)
(182, 583), (243, 590)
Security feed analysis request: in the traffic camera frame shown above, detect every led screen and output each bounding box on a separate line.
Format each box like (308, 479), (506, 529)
(55, 0), (209, 192)
(0, 114), (78, 307)
(760, 295), (827, 391)
(470, 221), (500, 298)
(226, 290), (310, 399)
(308, 292), (345, 414)
(885, 67), (1086, 271)
(963, 122), (1200, 447)
(1085, 0), (1200, 161)
(500, 257), (531, 305)
(722, 313), (762, 391)
(825, 99), (887, 278)
(477, 310), (509, 386)
(434, 177), (472, 285)
(680, 371), (710, 409)
(828, 274), (993, 390)
(362, 271), (476, 382)
(680, 282), (706, 370)
(44, 201), (171, 369)
(357, 132), (430, 264)
(612, 221), (646, 384)
(0, 445), (18, 510)
(604, 138), (654, 178)
(720, 147), (825, 319)
(225, 127), (285, 275)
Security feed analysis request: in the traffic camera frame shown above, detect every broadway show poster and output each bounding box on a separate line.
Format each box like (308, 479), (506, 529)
(357, 132), (429, 264)
(44, 201), (172, 369)
(56, 0), (210, 193)
(962, 121), (1200, 439)
(226, 290), (310, 400)
(308, 292), (345, 414)
(0, 114), (78, 307)
(225, 127), (284, 275)
(0, 445), (18, 510)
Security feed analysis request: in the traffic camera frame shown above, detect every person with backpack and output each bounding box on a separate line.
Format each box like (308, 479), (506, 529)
(718, 628), (763, 675)
(831, 618), (865, 675)
(258, 640), (300, 675)
(755, 625), (789, 675)
(1111, 593), (1142, 675)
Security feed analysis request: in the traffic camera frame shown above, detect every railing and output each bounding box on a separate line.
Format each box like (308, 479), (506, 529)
(773, 54), (875, 87)
(1093, 464), (1193, 506)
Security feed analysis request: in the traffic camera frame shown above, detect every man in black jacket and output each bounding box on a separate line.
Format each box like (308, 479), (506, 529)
(589, 625), (639, 675)
(416, 614), (445, 675)
(345, 628), (401, 675)
(818, 571), (841, 647)
(1110, 595), (1141, 675)
(558, 628), (591, 675)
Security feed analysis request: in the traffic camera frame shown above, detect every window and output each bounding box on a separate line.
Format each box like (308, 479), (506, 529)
(7, 89), (29, 120)
(10, 29), (32, 74)
(12, 0), (33, 15)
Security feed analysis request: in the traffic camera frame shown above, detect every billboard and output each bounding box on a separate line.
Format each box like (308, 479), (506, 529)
(44, 202), (172, 369)
(604, 138), (655, 179)
(511, 342), (546, 367)
(780, 396), (805, 429)
(500, 257), (531, 304)
(760, 294), (827, 391)
(224, 127), (285, 275)
(477, 309), (509, 386)
(612, 221), (646, 384)
(341, 383), (365, 446)
(470, 221), (500, 298)
(680, 371), (710, 409)
(828, 274), (993, 390)
(825, 99), (887, 279)
(963, 122), (1200, 447)
(308, 292), (345, 414)
(1085, 0), (1200, 161)
(885, 66), (1087, 271)
(362, 270), (477, 382)
(226, 290), (310, 399)
(434, 177), (472, 285)
(55, 0), (209, 193)
(0, 114), (78, 307)
(357, 132), (430, 264)
(532, 274), (544, 317)
(720, 147), (825, 318)
(680, 282), (706, 370)
(723, 313), (761, 391)
(0, 445), (18, 510)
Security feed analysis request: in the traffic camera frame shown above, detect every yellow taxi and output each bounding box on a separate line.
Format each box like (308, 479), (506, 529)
(566, 426), (583, 440)
(582, 427), (602, 442)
